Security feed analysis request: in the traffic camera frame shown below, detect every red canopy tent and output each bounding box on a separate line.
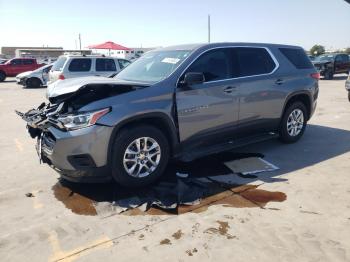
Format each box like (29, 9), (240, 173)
(87, 41), (131, 55)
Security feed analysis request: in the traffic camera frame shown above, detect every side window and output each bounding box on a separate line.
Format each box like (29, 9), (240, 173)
(43, 66), (52, 73)
(279, 48), (313, 69)
(11, 59), (22, 65)
(339, 55), (349, 62)
(235, 47), (276, 77)
(68, 59), (92, 72)
(118, 59), (131, 69)
(96, 58), (116, 71)
(335, 55), (342, 62)
(23, 59), (34, 65)
(186, 49), (231, 82)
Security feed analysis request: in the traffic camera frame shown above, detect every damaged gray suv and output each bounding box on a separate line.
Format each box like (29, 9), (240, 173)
(17, 43), (319, 187)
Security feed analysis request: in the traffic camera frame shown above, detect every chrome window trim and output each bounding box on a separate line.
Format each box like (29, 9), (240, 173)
(176, 46), (280, 86)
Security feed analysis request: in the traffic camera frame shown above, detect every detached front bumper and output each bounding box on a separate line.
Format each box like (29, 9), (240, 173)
(39, 125), (114, 182)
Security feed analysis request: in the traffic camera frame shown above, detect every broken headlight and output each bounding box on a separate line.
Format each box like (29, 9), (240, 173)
(57, 108), (110, 131)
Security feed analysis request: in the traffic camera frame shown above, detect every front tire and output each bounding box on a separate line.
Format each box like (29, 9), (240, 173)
(279, 102), (307, 143)
(26, 78), (42, 88)
(111, 125), (170, 187)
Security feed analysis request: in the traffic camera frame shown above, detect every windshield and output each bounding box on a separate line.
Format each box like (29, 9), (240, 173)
(115, 50), (191, 83)
(52, 57), (67, 71)
(314, 55), (334, 62)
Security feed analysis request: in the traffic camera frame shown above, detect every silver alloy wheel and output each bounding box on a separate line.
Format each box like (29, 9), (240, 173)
(287, 109), (304, 137)
(123, 137), (161, 178)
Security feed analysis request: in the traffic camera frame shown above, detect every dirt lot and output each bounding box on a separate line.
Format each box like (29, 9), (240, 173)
(1, 76), (350, 262)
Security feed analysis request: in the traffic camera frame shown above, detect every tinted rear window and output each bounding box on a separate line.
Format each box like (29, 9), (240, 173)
(96, 58), (116, 71)
(279, 48), (313, 69)
(52, 57), (67, 71)
(68, 58), (92, 72)
(235, 47), (276, 77)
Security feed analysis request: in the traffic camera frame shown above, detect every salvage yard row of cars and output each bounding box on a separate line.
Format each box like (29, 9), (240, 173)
(0, 55), (131, 87)
(2, 43), (350, 187)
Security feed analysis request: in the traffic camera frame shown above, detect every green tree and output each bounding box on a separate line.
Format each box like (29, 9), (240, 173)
(345, 48), (350, 55)
(310, 45), (325, 56)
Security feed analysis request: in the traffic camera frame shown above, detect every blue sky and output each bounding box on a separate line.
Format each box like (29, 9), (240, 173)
(0, 0), (349, 50)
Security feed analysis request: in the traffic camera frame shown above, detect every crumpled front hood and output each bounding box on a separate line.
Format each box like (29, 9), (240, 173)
(46, 76), (147, 99)
(16, 71), (33, 78)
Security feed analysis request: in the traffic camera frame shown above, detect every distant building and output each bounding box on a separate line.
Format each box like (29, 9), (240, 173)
(0, 46), (91, 61)
(1, 46), (63, 58)
(111, 47), (157, 60)
(92, 47), (158, 60)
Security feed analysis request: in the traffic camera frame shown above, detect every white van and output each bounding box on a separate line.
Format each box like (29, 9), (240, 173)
(48, 55), (131, 83)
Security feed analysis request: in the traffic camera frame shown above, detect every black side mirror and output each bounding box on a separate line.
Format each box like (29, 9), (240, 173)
(180, 72), (205, 87)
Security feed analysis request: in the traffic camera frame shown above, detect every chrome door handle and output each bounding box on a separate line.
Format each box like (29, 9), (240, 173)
(223, 86), (236, 93)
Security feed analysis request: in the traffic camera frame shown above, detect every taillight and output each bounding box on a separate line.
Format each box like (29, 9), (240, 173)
(58, 74), (65, 80)
(310, 72), (320, 80)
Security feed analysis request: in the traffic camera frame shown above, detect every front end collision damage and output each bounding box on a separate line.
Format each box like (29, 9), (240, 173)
(16, 83), (146, 175)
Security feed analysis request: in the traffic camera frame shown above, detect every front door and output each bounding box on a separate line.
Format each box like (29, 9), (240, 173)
(176, 48), (239, 147)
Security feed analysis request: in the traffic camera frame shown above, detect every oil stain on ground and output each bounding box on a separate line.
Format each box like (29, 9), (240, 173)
(52, 152), (286, 216)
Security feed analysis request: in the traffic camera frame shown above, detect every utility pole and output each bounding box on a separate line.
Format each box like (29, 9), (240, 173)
(208, 14), (211, 43)
(78, 33), (82, 51)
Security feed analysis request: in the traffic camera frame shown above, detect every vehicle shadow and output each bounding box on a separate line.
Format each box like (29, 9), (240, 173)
(53, 124), (350, 215)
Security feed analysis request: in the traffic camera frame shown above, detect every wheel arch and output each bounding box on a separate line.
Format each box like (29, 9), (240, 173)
(281, 91), (312, 121)
(107, 112), (179, 166)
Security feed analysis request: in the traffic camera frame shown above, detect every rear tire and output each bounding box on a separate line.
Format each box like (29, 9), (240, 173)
(279, 102), (307, 144)
(111, 125), (170, 187)
(0, 71), (6, 82)
(26, 78), (42, 88)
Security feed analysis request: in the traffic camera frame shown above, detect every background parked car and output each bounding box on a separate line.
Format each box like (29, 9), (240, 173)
(0, 58), (45, 82)
(312, 53), (350, 79)
(346, 74), (350, 101)
(16, 64), (53, 88)
(48, 55), (131, 83)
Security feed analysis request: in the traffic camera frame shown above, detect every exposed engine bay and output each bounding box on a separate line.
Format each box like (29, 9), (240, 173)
(15, 83), (146, 138)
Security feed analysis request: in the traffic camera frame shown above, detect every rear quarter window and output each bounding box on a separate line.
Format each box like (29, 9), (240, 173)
(52, 57), (67, 71)
(68, 58), (92, 72)
(279, 48), (313, 69)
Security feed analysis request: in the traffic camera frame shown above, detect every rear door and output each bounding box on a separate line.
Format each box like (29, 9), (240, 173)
(95, 58), (118, 77)
(176, 48), (240, 146)
(233, 47), (281, 138)
(65, 58), (92, 79)
(22, 59), (35, 72)
(335, 54), (350, 73)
